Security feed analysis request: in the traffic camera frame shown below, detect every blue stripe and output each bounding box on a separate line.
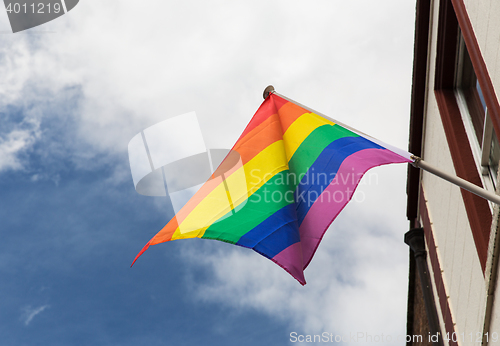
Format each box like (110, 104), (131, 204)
(295, 136), (383, 225)
(237, 203), (300, 259)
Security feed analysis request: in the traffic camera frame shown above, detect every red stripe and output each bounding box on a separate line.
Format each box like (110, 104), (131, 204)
(274, 95), (311, 133)
(212, 113), (283, 178)
(148, 101), (287, 247)
(131, 241), (151, 266)
(236, 93), (288, 141)
(135, 93), (310, 258)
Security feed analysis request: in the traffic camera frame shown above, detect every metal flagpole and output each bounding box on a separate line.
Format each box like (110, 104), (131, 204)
(263, 85), (500, 206)
(264, 85), (373, 138)
(411, 155), (500, 206)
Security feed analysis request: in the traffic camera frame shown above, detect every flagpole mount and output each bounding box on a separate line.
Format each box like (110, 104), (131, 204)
(263, 85), (275, 99)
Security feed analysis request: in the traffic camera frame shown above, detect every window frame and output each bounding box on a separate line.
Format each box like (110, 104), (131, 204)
(454, 32), (499, 192)
(433, 0), (494, 274)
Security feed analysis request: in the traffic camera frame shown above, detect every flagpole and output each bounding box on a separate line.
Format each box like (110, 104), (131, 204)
(264, 85), (374, 139)
(263, 85), (500, 206)
(411, 155), (500, 205)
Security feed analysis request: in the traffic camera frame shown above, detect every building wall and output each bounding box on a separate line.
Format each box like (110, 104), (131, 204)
(407, 251), (433, 346)
(464, 0), (500, 345)
(462, 0), (500, 94)
(421, 90), (487, 344)
(485, 208), (500, 344)
(417, 0), (495, 344)
(460, 1), (500, 344)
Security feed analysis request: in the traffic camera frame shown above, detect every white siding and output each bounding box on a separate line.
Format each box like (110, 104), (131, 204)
(487, 270), (500, 344)
(463, 0), (500, 344)
(418, 0), (490, 343)
(425, 234), (451, 346)
(463, 0), (500, 99)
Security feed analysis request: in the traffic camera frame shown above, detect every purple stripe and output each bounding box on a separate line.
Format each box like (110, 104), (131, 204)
(299, 148), (411, 269)
(271, 242), (306, 285)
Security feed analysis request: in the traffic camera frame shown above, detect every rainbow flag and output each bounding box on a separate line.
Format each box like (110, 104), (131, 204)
(132, 93), (412, 285)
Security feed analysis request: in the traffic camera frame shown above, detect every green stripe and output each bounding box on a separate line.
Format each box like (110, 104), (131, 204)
(202, 170), (293, 244)
(201, 124), (357, 244)
(288, 124), (358, 191)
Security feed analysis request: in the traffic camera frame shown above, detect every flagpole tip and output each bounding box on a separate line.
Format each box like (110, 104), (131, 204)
(263, 85), (275, 99)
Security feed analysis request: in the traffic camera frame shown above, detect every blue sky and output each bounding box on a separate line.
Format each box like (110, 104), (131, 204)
(0, 1), (416, 345)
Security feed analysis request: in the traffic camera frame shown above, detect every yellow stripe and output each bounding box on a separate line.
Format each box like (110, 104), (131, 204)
(171, 140), (288, 240)
(282, 113), (334, 161)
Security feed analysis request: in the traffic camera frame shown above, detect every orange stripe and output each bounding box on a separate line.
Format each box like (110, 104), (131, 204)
(236, 93), (288, 141)
(275, 97), (309, 133)
(211, 112), (283, 179)
(149, 175), (225, 244)
(236, 97), (276, 141)
(233, 114), (283, 161)
(150, 217), (179, 244)
(149, 176), (225, 244)
(149, 119), (283, 244)
(149, 96), (303, 246)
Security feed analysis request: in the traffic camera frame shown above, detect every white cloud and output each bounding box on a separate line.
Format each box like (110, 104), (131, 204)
(1, 0), (416, 340)
(21, 304), (50, 326)
(180, 167), (409, 343)
(0, 0), (415, 165)
(0, 122), (40, 172)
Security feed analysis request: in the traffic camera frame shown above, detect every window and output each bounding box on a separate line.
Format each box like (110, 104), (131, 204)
(455, 31), (500, 190)
(433, 0), (493, 272)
